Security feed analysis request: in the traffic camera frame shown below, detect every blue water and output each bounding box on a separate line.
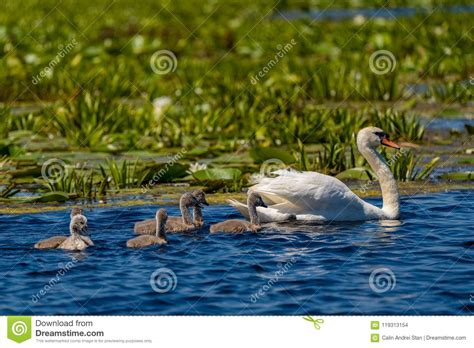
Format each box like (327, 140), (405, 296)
(0, 190), (473, 315)
(424, 118), (474, 132)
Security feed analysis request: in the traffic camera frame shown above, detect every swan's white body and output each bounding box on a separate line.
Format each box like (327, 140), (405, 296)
(229, 127), (401, 222)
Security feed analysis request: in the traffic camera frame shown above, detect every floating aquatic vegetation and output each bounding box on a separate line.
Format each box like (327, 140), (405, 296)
(370, 109), (425, 142)
(43, 166), (96, 198)
(295, 139), (355, 175)
(192, 168), (243, 192)
(141, 162), (188, 186)
(0, 0), (470, 200)
(187, 162), (208, 174)
(99, 160), (145, 190)
(315, 141), (352, 175)
(249, 147), (295, 164)
(388, 150), (440, 181)
(25, 192), (70, 203)
(0, 183), (20, 198)
(427, 82), (473, 104)
(336, 167), (372, 181)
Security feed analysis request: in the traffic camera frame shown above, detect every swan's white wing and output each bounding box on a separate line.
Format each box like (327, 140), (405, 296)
(253, 170), (356, 208)
(226, 199), (249, 218)
(226, 199), (296, 223)
(251, 169), (381, 221)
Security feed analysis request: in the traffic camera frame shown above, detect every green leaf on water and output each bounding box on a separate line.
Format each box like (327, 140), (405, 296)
(140, 163), (189, 184)
(25, 192), (70, 203)
(192, 168), (242, 182)
(440, 171), (473, 181)
(250, 147), (295, 164)
(336, 167), (372, 180)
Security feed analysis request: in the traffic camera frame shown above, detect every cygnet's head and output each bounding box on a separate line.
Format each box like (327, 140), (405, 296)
(70, 215), (88, 235)
(192, 190), (209, 207)
(70, 207), (84, 218)
(181, 190), (209, 208)
(248, 191), (267, 208)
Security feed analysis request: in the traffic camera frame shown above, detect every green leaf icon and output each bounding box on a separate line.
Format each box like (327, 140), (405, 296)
(7, 316), (32, 343)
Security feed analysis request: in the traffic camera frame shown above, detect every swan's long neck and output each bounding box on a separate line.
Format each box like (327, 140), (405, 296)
(193, 206), (203, 226)
(359, 145), (400, 219)
(247, 198), (259, 225)
(70, 223), (80, 238)
(155, 216), (166, 239)
(179, 198), (193, 225)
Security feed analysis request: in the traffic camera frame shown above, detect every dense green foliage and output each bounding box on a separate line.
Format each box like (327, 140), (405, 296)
(0, 0), (472, 199)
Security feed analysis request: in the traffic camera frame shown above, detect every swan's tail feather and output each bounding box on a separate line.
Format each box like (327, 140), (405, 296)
(256, 206), (297, 223)
(250, 189), (288, 205)
(226, 199), (250, 219)
(227, 198), (296, 223)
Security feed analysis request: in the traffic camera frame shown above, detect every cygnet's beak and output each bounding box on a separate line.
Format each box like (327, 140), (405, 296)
(81, 225), (89, 235)
(199, 198), (209, 207)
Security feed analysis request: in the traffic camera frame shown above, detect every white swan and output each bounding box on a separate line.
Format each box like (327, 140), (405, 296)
(229, 127), (401, 222)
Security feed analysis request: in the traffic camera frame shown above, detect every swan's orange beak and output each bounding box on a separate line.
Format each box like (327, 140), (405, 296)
(381, 137), (400, 150)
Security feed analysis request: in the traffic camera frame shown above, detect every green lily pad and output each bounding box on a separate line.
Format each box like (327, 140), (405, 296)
(440, 172), (473, 181)
(8, 130), (35, 141)
(458, 158), (474, 165)
(140, 163), (189, 184)
(8, 166), (42, 178)
(441, 172), (474, 181)
(250, 147), (295, 164)
(336, 167), (372, 180)
(25, 192), (70, 203)
(184, 147), (211, 158)
(192, 168), (242, 181)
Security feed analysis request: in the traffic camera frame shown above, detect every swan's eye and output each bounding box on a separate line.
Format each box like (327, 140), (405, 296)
(373, 131), (386, 138)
